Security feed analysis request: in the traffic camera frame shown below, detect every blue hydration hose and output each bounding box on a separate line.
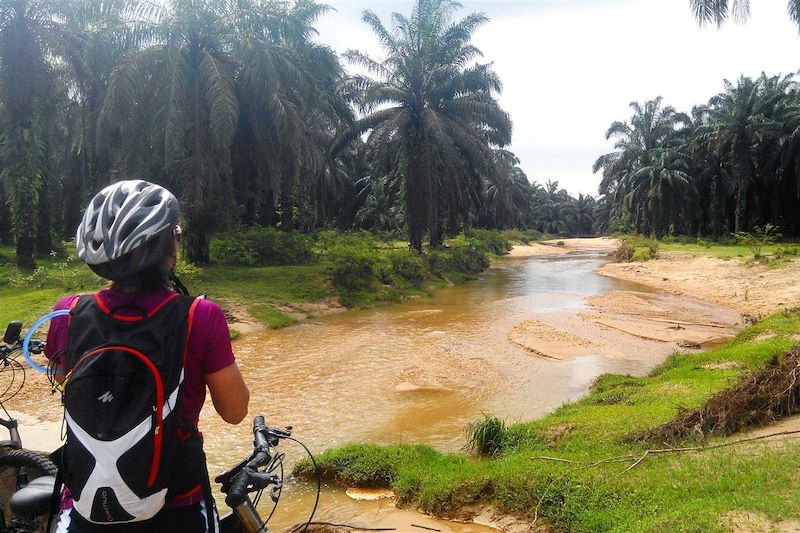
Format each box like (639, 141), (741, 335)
(22, 309), (70, 374)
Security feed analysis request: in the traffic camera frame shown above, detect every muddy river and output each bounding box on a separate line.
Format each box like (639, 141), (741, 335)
(195, 249), (740, 531)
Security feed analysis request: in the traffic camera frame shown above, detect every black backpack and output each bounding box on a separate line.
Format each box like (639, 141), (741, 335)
(61, 292), (200, 524)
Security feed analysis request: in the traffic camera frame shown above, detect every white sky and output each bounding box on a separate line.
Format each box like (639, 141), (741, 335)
(315, 0), (800, 196)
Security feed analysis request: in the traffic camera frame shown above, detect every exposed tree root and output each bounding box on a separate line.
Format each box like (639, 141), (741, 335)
(632, 346), (800, 443)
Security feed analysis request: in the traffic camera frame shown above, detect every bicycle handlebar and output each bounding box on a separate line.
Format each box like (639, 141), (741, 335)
(0, 340), (45, 359)
(218, 416), (292, 508)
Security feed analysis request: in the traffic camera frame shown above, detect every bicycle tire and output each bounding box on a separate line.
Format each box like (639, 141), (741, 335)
(0, 449), (57, 533)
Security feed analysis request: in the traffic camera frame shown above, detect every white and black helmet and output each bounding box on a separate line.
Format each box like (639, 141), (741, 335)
(76, 180), (180, 280)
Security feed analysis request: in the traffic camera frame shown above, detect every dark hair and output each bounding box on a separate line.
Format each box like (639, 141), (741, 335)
(111, 263), (171, 293)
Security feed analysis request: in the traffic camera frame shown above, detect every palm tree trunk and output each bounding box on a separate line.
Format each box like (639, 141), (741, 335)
(279, 150), (297, 231)
(406, 141), (432, 252)
(0, 188), (10, 245)
(429, 202), (444, 247)
(15, 235), (35, 269)
(36, 182), (51, 255)
(734, 184), (746, 233)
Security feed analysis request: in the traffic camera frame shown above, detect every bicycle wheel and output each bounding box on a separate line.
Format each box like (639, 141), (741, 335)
(0, 449), (57, 533)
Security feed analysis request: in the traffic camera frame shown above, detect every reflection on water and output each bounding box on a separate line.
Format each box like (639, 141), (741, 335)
(201, 250), (731, 531)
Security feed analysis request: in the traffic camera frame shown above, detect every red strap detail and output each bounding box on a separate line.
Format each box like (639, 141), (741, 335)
(92, 293), (110, 314)
(148, 293), (180, 317)
(93, 292), (181, 322)
(182, 298), (201, 368)
(67, 296), (80, 327)
(165, 484), (203, 508)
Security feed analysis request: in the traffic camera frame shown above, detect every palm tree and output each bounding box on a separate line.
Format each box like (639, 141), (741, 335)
(694, 76), (782, 231)
(621, 147), (695, 237)
(334, 0), (512, 251)
(54, 0), (143, 238)
(100, 0), (246, 263)
(0, 0), (59, 268)
(566, 193), (596, 236)
(355, 175), (402, 231)
(484, 149), (532, 229)
(232, 0), (351, 232)
(594, 97), (690, 234)
(689, 0), (800, 29)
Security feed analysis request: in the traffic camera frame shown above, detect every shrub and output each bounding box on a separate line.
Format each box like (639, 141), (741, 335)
(210, 227), (313, 266)
(389, 250), (428, 286)
(612, 242), (634, 262)
(49, 240), (78, 260)
(8, 267), (51, 289)
(445, 239), (491, 273)
(175, 259), (203, 285)
(326, 247), (381, 292)
(499, 229), (527, 244)
(733, 224), (781, 258)
(245, 227), (313, 264)
(466, 414), (507, 456)
(696, 238), (711, 249)
(319, 232), (389, 306)
(465, 229), (512, 255)
(210, 238), (257, 266)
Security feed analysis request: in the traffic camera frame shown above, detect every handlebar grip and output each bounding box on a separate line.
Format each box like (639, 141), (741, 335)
(253, 415), (268, 449)
(225, 468), (252, 508)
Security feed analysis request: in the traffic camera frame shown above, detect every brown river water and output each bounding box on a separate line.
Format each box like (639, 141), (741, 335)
(194, 250), (741, 532)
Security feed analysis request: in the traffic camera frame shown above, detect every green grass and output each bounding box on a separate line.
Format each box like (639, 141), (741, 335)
(0, 253), (105, 329)
(616, 234), (800, 262)
(248, 304), (297, 329)
(199, 264), (333, 303)
(295, 312), (800, 532)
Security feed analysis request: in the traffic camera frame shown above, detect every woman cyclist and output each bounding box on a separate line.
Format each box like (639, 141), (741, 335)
(45, 180), (250, 532)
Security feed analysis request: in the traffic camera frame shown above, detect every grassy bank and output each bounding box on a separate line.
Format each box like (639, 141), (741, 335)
(614, 233), (800, 264)
(295, 312), (800, 532)
(0, 229), (519, 332)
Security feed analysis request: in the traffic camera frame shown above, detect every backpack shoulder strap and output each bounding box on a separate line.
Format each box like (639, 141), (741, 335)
(182, 297), (203, 367)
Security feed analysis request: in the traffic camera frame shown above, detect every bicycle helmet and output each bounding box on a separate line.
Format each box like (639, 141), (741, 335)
(76, 180), (180, 280)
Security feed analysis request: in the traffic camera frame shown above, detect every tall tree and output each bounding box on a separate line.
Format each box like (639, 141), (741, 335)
(593, 97), (691, 235)
(100, 0), (242, 263)
(0, 0), (58, 268)
(334, 0), (512, 251)
(694, 76), (783, 231)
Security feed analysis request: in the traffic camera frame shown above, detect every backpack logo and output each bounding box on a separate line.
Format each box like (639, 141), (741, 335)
(97, 391), (114, 403)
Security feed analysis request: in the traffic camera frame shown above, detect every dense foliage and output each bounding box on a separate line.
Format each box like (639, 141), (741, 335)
(0, 0), (596, 269)
(594, 75), (800, 238)
(3, 0), (800, 269)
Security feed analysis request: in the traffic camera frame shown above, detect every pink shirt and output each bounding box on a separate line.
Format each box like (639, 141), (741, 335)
(45, 289), (236, 425)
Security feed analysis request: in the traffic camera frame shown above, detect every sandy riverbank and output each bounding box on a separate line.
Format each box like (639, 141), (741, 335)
(507, 237), (618, 257)
(505, 238), (743, 361)
(599, 253), (800, 319)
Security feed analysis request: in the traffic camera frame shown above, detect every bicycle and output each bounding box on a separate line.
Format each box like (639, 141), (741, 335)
(216, 416), (320, 533)
(0, 321), (58, 533)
